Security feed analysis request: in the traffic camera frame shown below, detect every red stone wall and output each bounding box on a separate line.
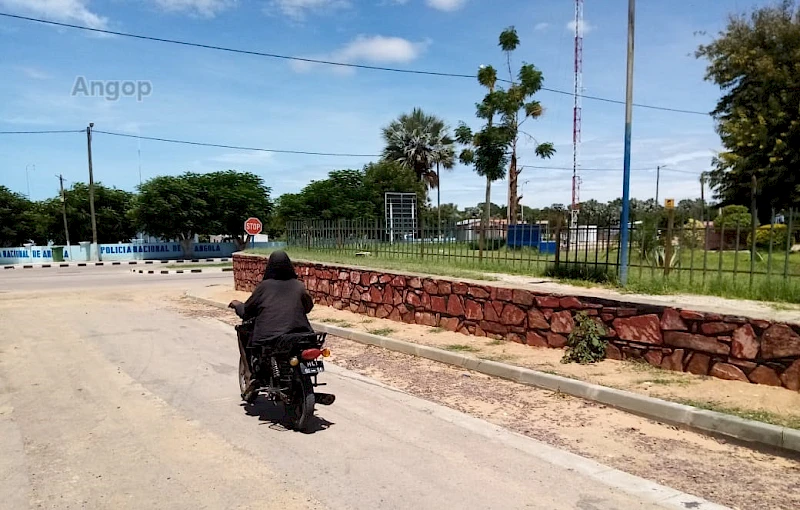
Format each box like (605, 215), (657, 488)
(233, 253), (800, 391)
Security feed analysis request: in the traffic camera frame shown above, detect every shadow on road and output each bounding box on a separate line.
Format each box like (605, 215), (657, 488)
(241, 399), (335, 434)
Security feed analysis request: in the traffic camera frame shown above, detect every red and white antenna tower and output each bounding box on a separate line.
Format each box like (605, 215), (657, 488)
(571, 0), (584, 229)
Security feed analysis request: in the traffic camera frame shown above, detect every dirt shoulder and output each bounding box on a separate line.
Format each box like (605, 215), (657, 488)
(196, 284), (800, 429)
(179, 293), (800, 510)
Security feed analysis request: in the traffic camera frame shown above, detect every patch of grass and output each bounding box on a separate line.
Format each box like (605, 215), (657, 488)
(247, 244), (800, 303)
(480, 354), (513, 363)
(623, 359), (665, 374)
(166, 262), (232, 269)
(486, 339), (505, 346)
(319, 318), (348, 325)
(444, 344), (480, 353)
(430, 327), (445, 334)
(248, 247), (498, 281)
(636, 377), (691, 387)
(367, 328), (395, 337)
(678, 399), (800, 430)
(360, 319), (375, 324)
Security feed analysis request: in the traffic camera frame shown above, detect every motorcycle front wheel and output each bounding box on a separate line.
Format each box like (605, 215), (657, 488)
(286, 374), (315, 432)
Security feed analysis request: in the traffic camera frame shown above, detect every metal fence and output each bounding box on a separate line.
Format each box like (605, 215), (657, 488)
(285, 209), (800, 297)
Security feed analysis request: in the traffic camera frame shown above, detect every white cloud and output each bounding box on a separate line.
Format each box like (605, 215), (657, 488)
(291, 35), (430, 75)
(534, 22), (549, 32)
(0, 0), (108, 28)
(566, 19), (593, 35)
(151, 0), (236, 17)
(268, 0), (350, 20)
(426, 0), (466, 12)
(20, 67), (51, 80)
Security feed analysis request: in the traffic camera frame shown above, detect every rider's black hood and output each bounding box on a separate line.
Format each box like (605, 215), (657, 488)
(262, 250), (298, 281)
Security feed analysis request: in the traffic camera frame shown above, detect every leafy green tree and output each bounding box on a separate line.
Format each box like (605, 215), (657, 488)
(455, 65), (511, 254)
(495, 26), (556, 224)
(202, 170), (273, 250)
(362, 160), (425, 220)
(713, 204), (753, 231)
(0, 186), (40, 247)
(131, 173), (210, 257)
(696, 1), (800, 219)
(37, 183), (136, 245)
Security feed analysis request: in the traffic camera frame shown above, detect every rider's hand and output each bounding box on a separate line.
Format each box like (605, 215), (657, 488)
(228, 300), (242, 309)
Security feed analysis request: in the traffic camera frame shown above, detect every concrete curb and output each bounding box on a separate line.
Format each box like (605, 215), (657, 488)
(186, 291), (800, 456)
(132, 267), (233, 275)
(3, 258), (230, 270)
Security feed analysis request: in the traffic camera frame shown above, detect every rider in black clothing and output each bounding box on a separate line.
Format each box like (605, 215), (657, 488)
(229, 250), (314, 400)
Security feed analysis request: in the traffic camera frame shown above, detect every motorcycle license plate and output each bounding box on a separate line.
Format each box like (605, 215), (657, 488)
(301, 360), (324, 374)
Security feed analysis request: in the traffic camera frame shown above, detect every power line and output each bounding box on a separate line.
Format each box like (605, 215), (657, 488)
(0, 129), (708, 173)
(0, 129), (83, 134)
(522, 164), (702, 175)
(0, 11), (710, 116)
(93, 130), (381, 157)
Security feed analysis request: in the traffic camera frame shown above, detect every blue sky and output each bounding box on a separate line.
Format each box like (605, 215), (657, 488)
(0, 0), (759, 209)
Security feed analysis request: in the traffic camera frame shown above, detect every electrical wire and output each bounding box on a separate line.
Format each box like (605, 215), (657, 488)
(0, 11), (711, 116)
(0, 129), (706, 174)
(0, 129), (83, 134)
(93, 129), (381, 157)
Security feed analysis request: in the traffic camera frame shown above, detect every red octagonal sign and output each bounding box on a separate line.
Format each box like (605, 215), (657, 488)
(244, 217), (262, 236)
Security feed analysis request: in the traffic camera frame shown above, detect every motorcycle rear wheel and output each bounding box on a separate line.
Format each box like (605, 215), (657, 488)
(286, 375), (315, 432)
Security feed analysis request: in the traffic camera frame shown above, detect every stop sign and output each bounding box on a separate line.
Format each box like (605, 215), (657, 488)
(244, 217), (262, 236)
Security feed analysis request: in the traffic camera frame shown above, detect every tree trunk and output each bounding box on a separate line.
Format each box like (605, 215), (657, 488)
(481, 177), (491, 261)
(508, 149), (518, 225)
(179, 236), (193, 260)
(234, 235), (251, 252)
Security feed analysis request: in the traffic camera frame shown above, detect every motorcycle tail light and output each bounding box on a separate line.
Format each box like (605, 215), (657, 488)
(321, 348), (331, 358)
(301, 349), (322, 360)
(289, 357), (299, 367)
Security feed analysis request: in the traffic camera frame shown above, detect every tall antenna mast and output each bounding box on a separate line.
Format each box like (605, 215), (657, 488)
(571, 0), (584, 229)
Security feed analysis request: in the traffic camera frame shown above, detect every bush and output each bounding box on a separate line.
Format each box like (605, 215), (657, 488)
(714, 205), (752, 231)
(544, 262), (616, 283)
(562, 312), (608, 364)
(748, 223), (789, 249)
(679, 218), (706, 249)
(467, 238), (506, 251)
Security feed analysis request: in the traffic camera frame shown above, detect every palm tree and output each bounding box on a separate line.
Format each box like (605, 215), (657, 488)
(382, 108), (454, 237)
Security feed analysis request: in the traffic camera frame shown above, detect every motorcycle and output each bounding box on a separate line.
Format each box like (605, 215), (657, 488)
(236, 318), (335, 432)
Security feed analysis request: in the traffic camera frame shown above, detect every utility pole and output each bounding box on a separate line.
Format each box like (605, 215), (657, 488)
(655, 164), (668, 207)
(58, 174), (71, 249)
(86, 123), (98, 256)
(436, 161), (441, 240)
(619, 0), (636, 286)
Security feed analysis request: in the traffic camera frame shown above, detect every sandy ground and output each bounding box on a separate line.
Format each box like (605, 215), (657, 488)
(186, 294), (800, 510)
(201, 285), (800, 423)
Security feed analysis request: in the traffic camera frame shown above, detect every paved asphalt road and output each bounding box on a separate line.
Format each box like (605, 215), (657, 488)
(0, 267), (724, 509)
